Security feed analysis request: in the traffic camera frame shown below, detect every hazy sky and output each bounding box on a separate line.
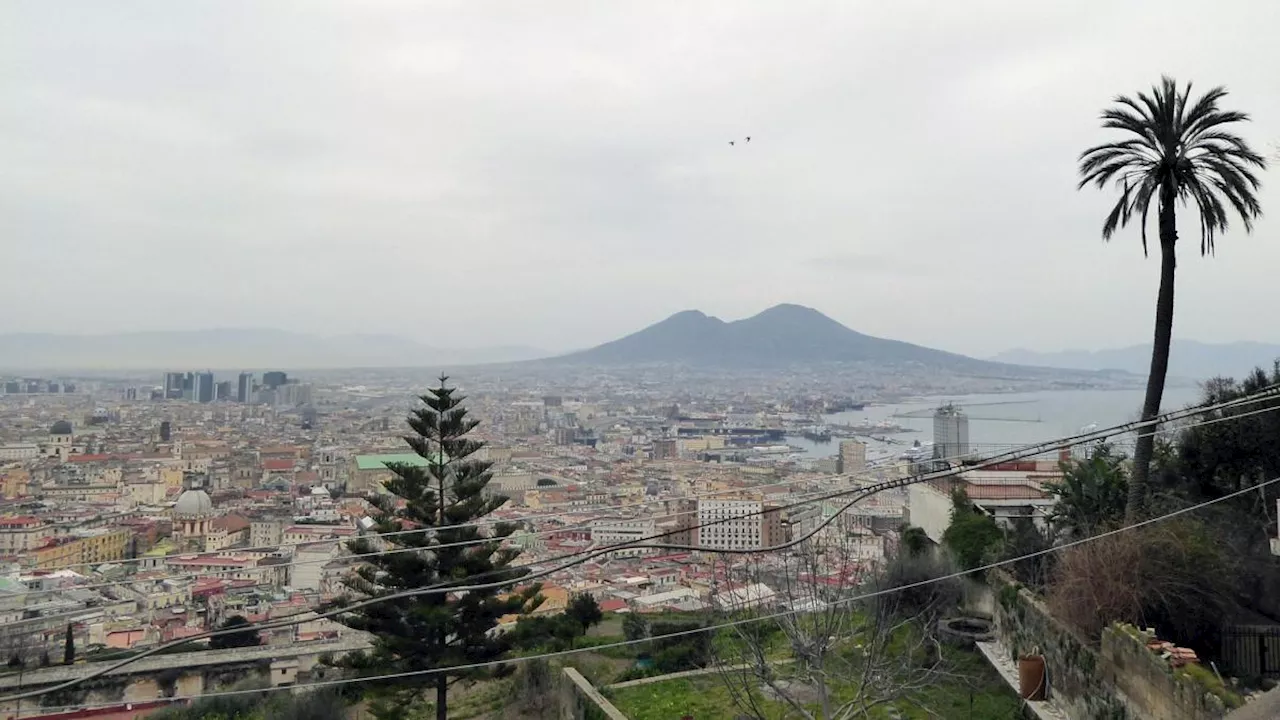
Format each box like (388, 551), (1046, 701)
(5, 1), (1278, 357)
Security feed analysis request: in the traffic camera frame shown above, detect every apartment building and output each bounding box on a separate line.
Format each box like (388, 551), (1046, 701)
(591, 517), (657, 558)
(31, 528), (131, 570)
(696, 498), (785, 551)
(0, 516), (50, 554)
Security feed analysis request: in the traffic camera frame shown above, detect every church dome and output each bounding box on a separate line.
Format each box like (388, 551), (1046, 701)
(174, 489), (214, 517)
(50, 420), (73, 435)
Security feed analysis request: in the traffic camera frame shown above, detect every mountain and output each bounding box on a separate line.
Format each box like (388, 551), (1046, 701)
(990, 341), (1280, 381)
(551, 304), (1037, 372)
(0, 329), (547, 370)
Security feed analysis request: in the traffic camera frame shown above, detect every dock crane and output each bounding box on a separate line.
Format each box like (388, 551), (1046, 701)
(892, 400), (1042, 423)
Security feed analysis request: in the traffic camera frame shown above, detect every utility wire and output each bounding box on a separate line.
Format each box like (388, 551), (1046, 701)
(11, 426), (1032, 596)
(5, 384), (1278, 702)
(22, 386), (1278, 585)
(24, 469), (1280, 712)
(15, 396), (1274, 600)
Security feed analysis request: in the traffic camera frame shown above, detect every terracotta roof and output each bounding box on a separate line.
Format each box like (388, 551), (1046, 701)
(211, 514), (251, 533)
(599, 598), (628, 613)
(964, 484), (1051, 501)
(263, 459), (296, 472)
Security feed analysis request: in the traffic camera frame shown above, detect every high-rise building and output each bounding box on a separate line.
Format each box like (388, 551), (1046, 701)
(236, 373), (255, 403)
(159, 421), (172, 442)
(3, 382), (19, 394)
(262, 371), (288, 390)
(192, 372), (215, 403)
(215, 381), (232, 401)
(933, 404), (970, 460)
(838, 440), (867, 476)
(163, 373), (185, 399)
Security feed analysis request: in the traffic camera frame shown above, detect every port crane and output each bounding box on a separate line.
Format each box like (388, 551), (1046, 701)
(892, 400), (1042, 423)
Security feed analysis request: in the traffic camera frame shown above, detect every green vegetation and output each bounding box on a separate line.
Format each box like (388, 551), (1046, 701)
(607, 644), (1022, 720)
(942, 489), (1002, 570)
(609, 678), (751, 720)
(1046, 443), (1128, 536)
(146, 680), (346, 720)
(330, 377), (541, 720)
(1078, 76), (1265, 522)
(1180, 662), (1244, 709)
(210, 615), (261, 650)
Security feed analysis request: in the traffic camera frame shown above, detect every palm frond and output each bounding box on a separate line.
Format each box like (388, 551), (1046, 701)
(1078, 76), (1266, 255)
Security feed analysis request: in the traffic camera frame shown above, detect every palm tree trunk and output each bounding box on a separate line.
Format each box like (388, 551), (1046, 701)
(437, 674), (448, 720)
(1127, 192), (1178, 523)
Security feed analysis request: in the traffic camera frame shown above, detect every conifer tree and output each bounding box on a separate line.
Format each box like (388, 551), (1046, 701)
(334, 376), (540, 720)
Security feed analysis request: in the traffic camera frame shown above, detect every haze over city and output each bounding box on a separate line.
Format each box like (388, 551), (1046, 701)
(5, 2), (1280, 720)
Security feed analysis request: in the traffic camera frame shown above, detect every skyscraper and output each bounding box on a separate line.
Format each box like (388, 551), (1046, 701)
(237, 373), (255, 403)
(215, 381), (232, 401)
(933, 404), (970, 461)
(192, 372), (215, 403)
(262, 371), (287, 390)
(163, 372), (185, 399)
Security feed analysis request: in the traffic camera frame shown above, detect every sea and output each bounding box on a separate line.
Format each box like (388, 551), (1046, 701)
(789, 385), (1206, 460)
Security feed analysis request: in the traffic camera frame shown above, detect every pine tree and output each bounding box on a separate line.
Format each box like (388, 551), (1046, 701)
(334, 376), (541, 720)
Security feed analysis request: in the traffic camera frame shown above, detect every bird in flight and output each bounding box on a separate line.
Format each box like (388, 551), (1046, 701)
(745, 136), (751, 142)
(729, 140), (735, 146)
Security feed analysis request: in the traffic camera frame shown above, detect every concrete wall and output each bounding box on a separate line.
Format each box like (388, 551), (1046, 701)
(907, 482), (952, 543)
(560, 667), (628, 720)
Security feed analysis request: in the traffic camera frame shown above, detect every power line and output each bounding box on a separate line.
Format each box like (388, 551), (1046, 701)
(21, 386), (1278, 585)
(25, 469), (1280, 713)
(10, 392), (1279, 606)
(6, 384), (1278, 702)
(10, 428), (1024, 596)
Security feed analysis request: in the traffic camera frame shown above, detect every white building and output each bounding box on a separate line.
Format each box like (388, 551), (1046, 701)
(908, 462), (1061, 544)
(591, 518), (657, 558)
(0, 444), (39, 461)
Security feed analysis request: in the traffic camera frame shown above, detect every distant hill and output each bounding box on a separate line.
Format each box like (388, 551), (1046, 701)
(550, 304), (1058, 374)
(990, 341), (1280, 381)
(0, 329), (546, 370)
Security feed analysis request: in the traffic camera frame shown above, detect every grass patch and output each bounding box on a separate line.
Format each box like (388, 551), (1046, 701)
(608, 677), (773, 720)
(1180, 663), (1245, 709)
(605, 645), (1021, 720)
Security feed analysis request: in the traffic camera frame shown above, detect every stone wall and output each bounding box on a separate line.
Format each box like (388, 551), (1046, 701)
(1100, 625), (1233, 720)
(988, 573), (1233, 720)
(988, 572), (1130, 720)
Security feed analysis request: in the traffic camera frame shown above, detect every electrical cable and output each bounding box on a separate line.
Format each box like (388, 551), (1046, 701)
(21, 469), (1280, 712)
(5, 381), (1274, 702)
(5, 384), (1278, 702)
(21, 385), (1278, 587)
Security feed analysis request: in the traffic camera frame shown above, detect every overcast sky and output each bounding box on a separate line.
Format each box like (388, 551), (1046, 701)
(5, 1), (1278, 357)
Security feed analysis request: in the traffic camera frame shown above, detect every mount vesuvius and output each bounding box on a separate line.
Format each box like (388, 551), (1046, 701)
(547, 304), (1045, 373)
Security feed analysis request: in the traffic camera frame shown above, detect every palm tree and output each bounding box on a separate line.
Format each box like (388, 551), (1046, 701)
(1079, 76), (1265, 522)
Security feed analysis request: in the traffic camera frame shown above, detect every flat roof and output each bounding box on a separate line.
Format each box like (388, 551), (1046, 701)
(353, 454), (430, 471)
